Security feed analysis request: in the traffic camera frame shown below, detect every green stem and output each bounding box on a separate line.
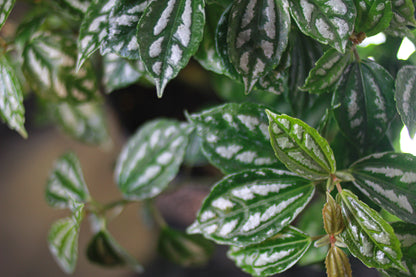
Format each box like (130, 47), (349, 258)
(353, 47), (361, 63)
(147, 200), (167, 228)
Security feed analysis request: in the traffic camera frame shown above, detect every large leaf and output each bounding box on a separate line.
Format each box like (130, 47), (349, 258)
(332, 60), (396, 149)
(338, 189), (404, 270)
(189, 103), (283, 174)
(395, 65), (416, 139)
(349, 152), (416, 224)
(227, 0), (290, 94)
(136, 0), (205, 97)
(288, 0), (356, 53)
(46, 152), (91, 209)
(22, 33), (98, 103)
(0, 54), (27, 137)
(325, 245), (352, 277)
(188, 168), (315, 246)
(385, 0), (416, 37)
(267, 110), (336, 180)
(115, 119), (190, 200)
(0, 0), (15, 30)
(354, 0), (393, 36)
(228, 226), (312, 276)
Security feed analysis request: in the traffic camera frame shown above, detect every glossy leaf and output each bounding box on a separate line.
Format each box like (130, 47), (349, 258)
(228, 226), (312, 276)
(0, 55), (27, 138)
(288, 0), (356, 52)
(189, 103), (283, 174)
(136, 0), (205, 97)
(227, 0), (290, 94)
(338, 189), (403, 270)
(395, 65), (416, 138)
(325, 245), (352, 277)
(188, 168), (315, 246)
(354, 0), (393, 36)
(349, 152), (416, 224)
(115, 119), (190, 200)
(332, 60), (396, 148)
(323, 192), (344, 235)
(0, 0), (15, 30)
(385, 0), (416, 37)
(267, 110), (336, 180)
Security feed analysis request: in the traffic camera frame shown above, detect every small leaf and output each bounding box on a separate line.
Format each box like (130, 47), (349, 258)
(115, 119), (190, 200)
(136, 0), (206, 97)
(325, 245), (352, 277)
(50, 0), (90, 18)
(385, 0), (416, 37)
(288, 0), (356, 52)
(228, 226), (312, 276)
(227, 0), (291, 93)
(189, 103), (283, 174)
(323, 192), (344, 235)
(354, 0), (393, 36)
(349, 152), (416, 224)
(0, 0), (15, 30)
(266, 110), (336, 180)
(188, 168), (315, 246)
(395, 65), (416, 138)
(0, 54), (27, 137)
(338, 189), (404, 270)
(46, 152), (91, 209)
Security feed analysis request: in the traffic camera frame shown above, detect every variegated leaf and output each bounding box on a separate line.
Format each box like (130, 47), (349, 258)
(354, 0), (393, 36)
(266, 110), (336, 180)
(107, 0), (149, 59)
(22, 33), (98, 103)
(395, 65), (416, 139)
(188, 168), (315, 246)
(332, 60), (396, 148)
(76, 0), (117, 71)
(136, 0), (205, 97)
(0, 0), (15, 30)
(189, 103), (283, 174)
(227, 0), (290, 94)
(46, 152), (91, 209)
(228, 226), (312, 276)
(385, 0), (416, 37)
(115, 119), (190, 200)
(51, 0), (90, 18)
(325, 245), (352, 277)
(338, 189), (404, 270)
(288, 0), (356, 53)
(0, 54), (27, 138)
(349, 152), (416, 224)
(302, 47), (353, 93)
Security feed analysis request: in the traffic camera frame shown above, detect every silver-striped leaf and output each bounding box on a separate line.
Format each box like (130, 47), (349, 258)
(227, 0), (290, 94)
(302, 47), (353, 93)
(349, 152), (416, 224)
(288, 0), (356, 53)
(46, 152), (91, 209)
(115, 119), (191, 200)
(188, 168), (315, 246)
(0, 0), (15, 30)
(22, 33), (98, 103)
(266, 110), (336, 180)
(385, 0), (416, 37)
(50, 0), (90, 18)
(189, 103), (283, 174)
(395, 65), (416, 139)
(0, 54), (27, 138)
(136, 0), (205, 97)
(354, 0), (393, 36)
(338, 189), (404, 270)
(332, 60), (396, 148)
(228, 226), (312, 276)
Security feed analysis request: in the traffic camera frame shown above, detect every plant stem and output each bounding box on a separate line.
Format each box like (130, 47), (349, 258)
(353, 47), (361, 63)
(147, 200), (167, 228)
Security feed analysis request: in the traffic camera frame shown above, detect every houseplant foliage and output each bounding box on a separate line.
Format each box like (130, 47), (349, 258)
(1, 0), (416, 276)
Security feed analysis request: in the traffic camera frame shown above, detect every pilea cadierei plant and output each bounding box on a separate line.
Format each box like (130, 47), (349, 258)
(1, 0), (416, 276)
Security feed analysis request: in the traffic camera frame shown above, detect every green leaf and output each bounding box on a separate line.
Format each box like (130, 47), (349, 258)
(288, 0), (356, 53)
(354, 0), (393, 36)
(46, 152), (91, 209)
(395, 65), (416, 139)
(332, 60), (396, 148)
(323, 192), (344, 235)
(385, 0), (416, 37)
(227, 0), (291, 94)
(0, 54), (27, 138)
(0, 0), (15, 30)
(338, 189), (404, 270)
(302, 47), (353, 93)
(267, 110), (336, 180)
(136, 0), (206, 97)
(188, 168), (315, 246)
(50, 0), (90, 18)
(189, 103), (283, 174)
(183, 129), (207, 166)
(227, 226), (312, 276)
(22, 33), (98, 103)
(86, 229), (143, 272)
(325, 245), (352, 277)
(115, 119), (190, 200)
(349, 152), (416, 224)
(158, 227), (215, 267)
